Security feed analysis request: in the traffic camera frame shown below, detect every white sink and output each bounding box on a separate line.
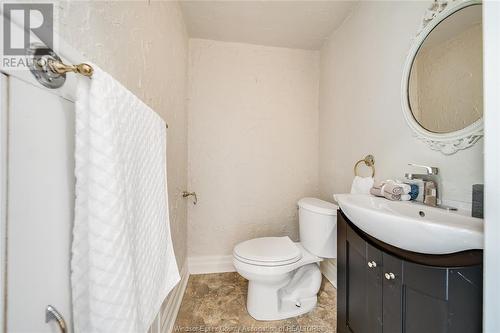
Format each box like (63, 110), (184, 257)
(334, 194), (484, 255)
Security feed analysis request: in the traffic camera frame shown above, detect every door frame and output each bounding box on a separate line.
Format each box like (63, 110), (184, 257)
(0, 9), (88, 330)
(483, 1), (500, 332)
(0, 72), (7, 332)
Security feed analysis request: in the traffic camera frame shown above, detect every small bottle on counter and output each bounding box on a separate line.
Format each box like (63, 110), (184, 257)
(472, 184), (484, 218)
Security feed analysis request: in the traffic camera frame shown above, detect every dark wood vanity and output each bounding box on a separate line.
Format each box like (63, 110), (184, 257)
(337, 210), (483, 333)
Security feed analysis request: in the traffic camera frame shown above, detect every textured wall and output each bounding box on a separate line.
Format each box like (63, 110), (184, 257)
(319, 1), (483, 208)
(58, 0), (189, 271)
(187, 39), (320, 257)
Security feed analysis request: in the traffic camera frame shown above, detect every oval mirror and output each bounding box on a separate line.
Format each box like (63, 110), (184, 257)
(402, 1), (483, 154)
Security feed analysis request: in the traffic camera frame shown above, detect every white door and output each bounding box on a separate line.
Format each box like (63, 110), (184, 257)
(1, 73), (75, 333)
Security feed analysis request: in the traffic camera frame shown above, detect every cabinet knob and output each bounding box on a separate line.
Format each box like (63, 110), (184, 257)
(367, 261), (377, 268)
(384, 272), (396, 280)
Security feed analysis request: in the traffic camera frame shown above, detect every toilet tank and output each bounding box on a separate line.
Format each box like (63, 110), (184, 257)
(298, 198), (338, 258)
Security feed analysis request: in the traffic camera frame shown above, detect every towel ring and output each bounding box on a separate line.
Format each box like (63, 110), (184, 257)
(354, 155), (375, 177)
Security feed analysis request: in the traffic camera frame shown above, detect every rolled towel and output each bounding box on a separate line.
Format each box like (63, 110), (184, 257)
(407, 184), (419, 200)
(383, 192), (401, 201)
(371, 181), (401, 200)
(402, 179), (424, 202)
(370, 180), (413, 201)
(370, 180), (384, 197)
(370, 186), (382, 197)
(400, 194), (411, 201)
(383, 182), (404, 195)
(398, 183), (412, 194)
(383, 180), (411, 195)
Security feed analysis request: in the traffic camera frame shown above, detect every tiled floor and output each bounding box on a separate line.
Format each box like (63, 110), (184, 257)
(173, 272), (337, 332)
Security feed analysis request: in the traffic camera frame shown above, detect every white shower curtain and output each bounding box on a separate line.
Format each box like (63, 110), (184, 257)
(71, 65), (179, 333)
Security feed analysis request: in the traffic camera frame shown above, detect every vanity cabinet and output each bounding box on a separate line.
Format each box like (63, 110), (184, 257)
(338, 210), (483, 333)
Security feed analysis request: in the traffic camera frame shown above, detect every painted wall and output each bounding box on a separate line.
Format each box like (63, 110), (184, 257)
(319, 1), (483, 208)
(58, 1), (188, 331)
(187, 39), (320, 257)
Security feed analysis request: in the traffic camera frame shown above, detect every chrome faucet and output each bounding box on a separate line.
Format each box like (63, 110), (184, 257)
(405, 163), (439, 207)
(405, 164), (457, 211)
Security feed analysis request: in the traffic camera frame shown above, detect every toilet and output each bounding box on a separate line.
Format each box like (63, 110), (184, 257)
(233, 197), (338, 321)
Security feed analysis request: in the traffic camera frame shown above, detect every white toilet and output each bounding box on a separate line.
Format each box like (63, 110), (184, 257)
(233, 197), (338, 321)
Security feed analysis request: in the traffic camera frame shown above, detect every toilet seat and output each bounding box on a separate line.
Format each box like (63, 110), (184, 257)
(233, 237), (302, 266)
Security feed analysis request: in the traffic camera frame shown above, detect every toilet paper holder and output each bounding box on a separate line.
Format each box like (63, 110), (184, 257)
(182, 191), (198, 205)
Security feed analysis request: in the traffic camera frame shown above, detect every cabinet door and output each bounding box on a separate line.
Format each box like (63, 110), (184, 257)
(344, 226), (383, 333)
(366, 244), (383, 333)
(382, 253), (403, 333)
(403, 262), (448, 333)
(346, 226), (368, 333)
(448, 267), (483, 333)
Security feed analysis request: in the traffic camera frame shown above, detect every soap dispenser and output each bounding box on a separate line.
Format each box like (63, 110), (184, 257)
(423, 181), (437, 207)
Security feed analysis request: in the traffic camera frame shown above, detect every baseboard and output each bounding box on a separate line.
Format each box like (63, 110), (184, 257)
(320, 259), (337, 288)
(160, 261), (190, 333)
(187, 255), (336, 288)
(188, 255), (235, 275)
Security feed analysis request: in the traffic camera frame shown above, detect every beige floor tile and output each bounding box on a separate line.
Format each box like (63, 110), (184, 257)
(174, 272), (336, 333)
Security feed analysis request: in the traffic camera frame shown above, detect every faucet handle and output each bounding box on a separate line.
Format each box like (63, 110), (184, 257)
(408, 163), (439, 175)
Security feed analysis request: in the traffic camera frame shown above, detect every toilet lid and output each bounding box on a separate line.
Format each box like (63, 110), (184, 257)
(298, 197), (338, 216)
(233, 237), (302, 265)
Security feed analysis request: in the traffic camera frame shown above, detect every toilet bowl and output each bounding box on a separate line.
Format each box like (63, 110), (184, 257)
(233, 197), (338, 321)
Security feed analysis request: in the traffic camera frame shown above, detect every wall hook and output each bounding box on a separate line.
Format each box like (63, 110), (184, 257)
(182, 191), (197, 205)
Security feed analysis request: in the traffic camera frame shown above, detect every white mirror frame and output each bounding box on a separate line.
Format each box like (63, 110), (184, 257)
(401, 0), (483, 155)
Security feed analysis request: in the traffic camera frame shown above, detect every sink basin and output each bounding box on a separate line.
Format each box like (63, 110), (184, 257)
(334, 194), (483, 254)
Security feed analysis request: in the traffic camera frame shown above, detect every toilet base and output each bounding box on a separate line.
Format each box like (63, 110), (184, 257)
(246, 263), (322, 321)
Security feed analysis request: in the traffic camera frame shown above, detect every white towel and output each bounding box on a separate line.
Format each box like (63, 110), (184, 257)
(399, 183), (412, 194)
(72, 65), (179, 333)
(401, 194), (412, 201)
(350, 176), (374, 194)
(384, 180), (411, 195)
